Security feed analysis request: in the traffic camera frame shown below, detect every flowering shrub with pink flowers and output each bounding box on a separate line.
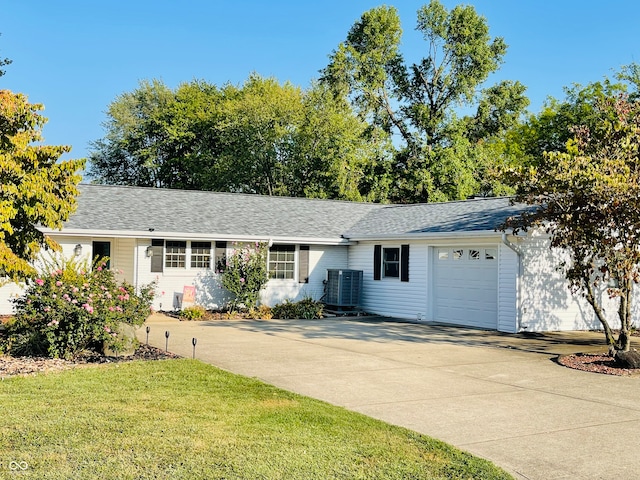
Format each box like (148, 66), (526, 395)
(4, 257), (155, 360)
(220, 242), (268, 311)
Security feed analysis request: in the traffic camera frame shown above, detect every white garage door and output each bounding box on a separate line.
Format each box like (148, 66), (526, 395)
(433, 246), (498, 329)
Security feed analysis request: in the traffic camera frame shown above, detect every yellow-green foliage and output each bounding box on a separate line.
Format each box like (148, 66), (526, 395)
(0, 90), (84, 282)
(248, 305), (273, 320)
(179, 305), (207, 321)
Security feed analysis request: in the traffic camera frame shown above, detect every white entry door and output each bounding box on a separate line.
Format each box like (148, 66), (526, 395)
(432, 246), (498, 329)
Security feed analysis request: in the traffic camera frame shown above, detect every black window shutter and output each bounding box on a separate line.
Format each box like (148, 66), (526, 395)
(401, 244), (410, 282)
(298, 245), (309, 283)
(150, 239), (164, 273)
(373, 245), (382, 280)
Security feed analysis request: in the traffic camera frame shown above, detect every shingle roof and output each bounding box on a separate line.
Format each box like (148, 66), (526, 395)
(63, 184), (382, 241)
(344, 197), (526, 238)
(59, 185), (527, 242)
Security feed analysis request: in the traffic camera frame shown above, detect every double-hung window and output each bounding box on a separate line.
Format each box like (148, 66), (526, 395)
(190, 241), (212, 268)
(165, 241), (187, 268)
(268, 244), (295, 279)
(383, 247), (400, 278)
(373, 244), (410, 282)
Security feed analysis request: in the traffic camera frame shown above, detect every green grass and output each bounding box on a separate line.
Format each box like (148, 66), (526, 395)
(0, 359), (513, 479)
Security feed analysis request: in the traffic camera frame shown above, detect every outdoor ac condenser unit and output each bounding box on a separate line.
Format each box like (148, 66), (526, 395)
(325, 269), (363, 308)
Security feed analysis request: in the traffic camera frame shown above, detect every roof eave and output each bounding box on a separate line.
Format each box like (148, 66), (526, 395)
(344, 230), (504, 241)
(40, 228), (354, 246)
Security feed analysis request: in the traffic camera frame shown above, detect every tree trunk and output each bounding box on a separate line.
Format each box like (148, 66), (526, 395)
(616, 280), (633, 352)
(584, 281), (618, 355)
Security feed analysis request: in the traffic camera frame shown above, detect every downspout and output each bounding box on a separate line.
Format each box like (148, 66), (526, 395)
(501, 233), (524, 332)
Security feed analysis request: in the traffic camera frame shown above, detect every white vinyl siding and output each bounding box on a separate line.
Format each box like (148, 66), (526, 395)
(497, 243), (518, 333)
(262, 245), (349, 306)
(349, 242), (428, 320)
(517, 232), (630, 332)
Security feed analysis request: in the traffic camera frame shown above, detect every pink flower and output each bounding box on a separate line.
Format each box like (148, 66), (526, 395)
(97, 267), (102, 271)
(82, 303), (93, 314)
(56, 281), (62, 287)
(108, 306), (115, 312)
(240, 278), (245, 283)
(44, 306), (51, 312)
(35, 278), (44, 286)
(115, 306), (123, 312)
(71, 299), (77, 304)
(72, 287), (79, 293)
(104, 326), (111, 332)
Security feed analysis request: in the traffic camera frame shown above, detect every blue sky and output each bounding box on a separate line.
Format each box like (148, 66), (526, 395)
(1, 1), (639, 161)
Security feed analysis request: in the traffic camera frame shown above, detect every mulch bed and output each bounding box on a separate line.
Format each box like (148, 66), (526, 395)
(557, 352), (640, 377)
(0, 344), (180, 379)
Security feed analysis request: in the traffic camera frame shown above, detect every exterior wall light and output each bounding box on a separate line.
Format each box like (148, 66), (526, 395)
(74, 244), (83, 257)
(146, 245), (154, 257)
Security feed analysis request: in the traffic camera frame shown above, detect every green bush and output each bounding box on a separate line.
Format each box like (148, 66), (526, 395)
(4, 256), (155, 360)
(179, 305), (207, 321)
(272, 298), (324, 320)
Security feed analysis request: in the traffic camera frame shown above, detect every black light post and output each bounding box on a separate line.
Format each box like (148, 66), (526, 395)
(165, 330), (170, 352)
(192, 337), (197, 359)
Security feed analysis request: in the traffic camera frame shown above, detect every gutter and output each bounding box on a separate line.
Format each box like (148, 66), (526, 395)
(501, 232), (523, 256)
(39, 229), (354, 246)
(345, 230), (504, 242)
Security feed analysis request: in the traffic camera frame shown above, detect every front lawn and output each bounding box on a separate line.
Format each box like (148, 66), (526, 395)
(0, 359), (513, 479)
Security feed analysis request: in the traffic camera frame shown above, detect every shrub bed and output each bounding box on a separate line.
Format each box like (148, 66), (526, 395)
(272, 298), (324, 319)
(2, 257), (155, 360)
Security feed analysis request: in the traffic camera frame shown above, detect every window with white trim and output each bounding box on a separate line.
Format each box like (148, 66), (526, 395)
(383, 247), (400, 278)
(268, 244), (295, 279)
(191, 241), (212, 268)
(165, 241), (186, 268)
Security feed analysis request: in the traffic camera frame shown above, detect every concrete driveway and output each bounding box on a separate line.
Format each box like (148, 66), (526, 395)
(139, 314), (640, 480)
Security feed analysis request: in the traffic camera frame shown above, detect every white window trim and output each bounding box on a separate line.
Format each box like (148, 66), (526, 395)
(381, 245), (401, 280)
(268, 244), (298, 282)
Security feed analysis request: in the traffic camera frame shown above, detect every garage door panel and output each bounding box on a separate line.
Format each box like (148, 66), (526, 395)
(433, 246), (498, 329)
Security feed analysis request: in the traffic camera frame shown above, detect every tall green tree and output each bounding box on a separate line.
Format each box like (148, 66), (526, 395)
(321, 1), (528, 202)
(502, 94), (640, 354)
(89, 79), (184, 187)
(292, 82), (393, 201)
(214, 75), (304, 196)
(89, 75), (392, 201)
(508, 64), (640, 168)
(0, 90), (84, 281)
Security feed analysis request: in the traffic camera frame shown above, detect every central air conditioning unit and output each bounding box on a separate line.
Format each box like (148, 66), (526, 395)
(324, 269), (363, 309)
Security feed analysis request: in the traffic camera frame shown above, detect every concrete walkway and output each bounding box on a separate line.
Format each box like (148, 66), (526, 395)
(138, 314), (640, 480)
